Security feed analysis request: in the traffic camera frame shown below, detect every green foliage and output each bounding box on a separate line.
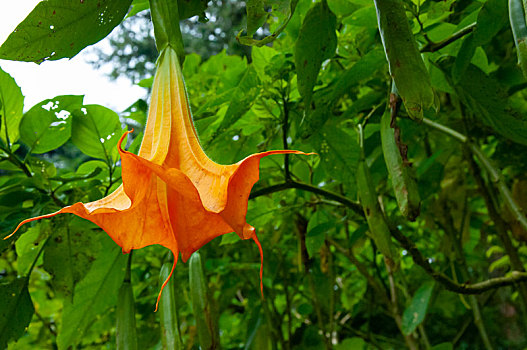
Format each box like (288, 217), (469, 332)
(58, 234), (127, 349)
(20, 95), (83, 154)
(1, 0), (527, 349)
(294, 0), (337, 112)
(71, 105), (123, 161)
(0, 67), (24, 145)
(0, 0), (132, 63)
(0, 278), (34, 349)
(401, 282), (434, 335)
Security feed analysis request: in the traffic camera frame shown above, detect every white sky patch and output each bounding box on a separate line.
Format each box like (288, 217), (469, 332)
(0, 2), (146, 112)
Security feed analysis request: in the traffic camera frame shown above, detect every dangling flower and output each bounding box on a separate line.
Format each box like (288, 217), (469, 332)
(6, 46), (307, 309)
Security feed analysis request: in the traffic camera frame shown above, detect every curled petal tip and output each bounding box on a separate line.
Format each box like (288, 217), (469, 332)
(252, 234), (264, 299)
(117, 129), (134, 152)
(155, 251), (178, 312)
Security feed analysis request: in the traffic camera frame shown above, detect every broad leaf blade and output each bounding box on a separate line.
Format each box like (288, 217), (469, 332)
(15, 225), (45, 275)
(294, 0), (337, 111)
(246, 0), (268, 36)
(453, 0), (507, 79)
(0, 0), (132, 63)
(216, 66), (261, 134)
(312, 123), (359, 186)
(0, 278), (34, 349)
(20, 95), (83, 154)
(0, 67), (24, 145)
(402, 282), (434, 335)
(71, 105), (122, 161)
(457, 65), (527, 146)
(43, 219), (100, 301)
(57, 235), (127, 349)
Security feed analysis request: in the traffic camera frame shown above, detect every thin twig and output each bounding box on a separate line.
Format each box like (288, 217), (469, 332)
(250, 180), (362, 215)
(420, 23), (477, 53)
(390, 227), (527, 294)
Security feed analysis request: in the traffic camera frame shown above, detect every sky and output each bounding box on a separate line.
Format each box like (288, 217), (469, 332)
(0, 2), (146, 112)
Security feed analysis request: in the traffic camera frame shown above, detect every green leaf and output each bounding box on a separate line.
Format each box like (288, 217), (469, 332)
(453, 0), (507, 79)
(15, 225), (44, 275)
(0, 278), (34, 349)
(456, 65), (527, 146)
(306, 222), (332, 258)
(215, 66), (261, 134)
(299, 48), (385, 138)
(178, 0), (208, 20)
(237, 0), (298, 47)
(402, 282), (434, 335)
(306, 211), (333, 258)
(328, 49), (385, 103)
(430, 343), (454, 350)
(0, 0), (133, 63)
(312, 123), (359, 185)
(252, 45), (278, 82)
(489, 255), (510, 273)
(0, 67), (24, 145)
(71, 105), (122, 161)
(126, 0), (150, 18)
(246, 0), (268, 36)
(342, 6), (377, 28)
(20, 95), (83, 154)
(294, 0), (337, 111)
(336, 338), (366, 350)
(43, 219), (100, 301)
(57, 234), (127, 350)
(116, 258), (138, 350)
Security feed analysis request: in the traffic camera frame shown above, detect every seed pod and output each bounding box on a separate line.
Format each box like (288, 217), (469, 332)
(374, 0), (435, 120)
(381, 86), (421, 221)
(189, 252), (218, 349)
(509, 0), (527, 79)
(116, 256), (138, 350)
(159, 260), (182, 350)
(357, 129), (397, 264)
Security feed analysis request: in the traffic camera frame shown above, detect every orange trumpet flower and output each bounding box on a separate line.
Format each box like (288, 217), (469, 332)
(6, 47), (307, 309)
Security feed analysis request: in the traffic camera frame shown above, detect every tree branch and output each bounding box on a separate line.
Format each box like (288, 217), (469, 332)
(250, 180), (363, 215)
(390, 227), (527, 294)
(420, 23), (476, 53)
(251, 163), (527, 295)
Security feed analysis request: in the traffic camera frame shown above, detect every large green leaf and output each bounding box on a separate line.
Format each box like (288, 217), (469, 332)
(457, 65), (527, 145)
(0, 67), (24, 145)
(453, 0), (507, 80)
(0, 278), (34, 349)
(15, 225), (45, 275)
(306, 210), (334, 258)
(402, 282), (434, 335)
(299, 48), (386, 138)
(43, 219), (100, 301)
(57, 234), (127, 349)
(238, 0), (299, 47)
(246, 0), (268, 36)
(216, 66), (261, 134)
(71, 104), (122, 161)
(0, 0), (132, 63)
(20, 95), (83, 154)
(312, 122), (360, 185)
(294, 0), (337, 111)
